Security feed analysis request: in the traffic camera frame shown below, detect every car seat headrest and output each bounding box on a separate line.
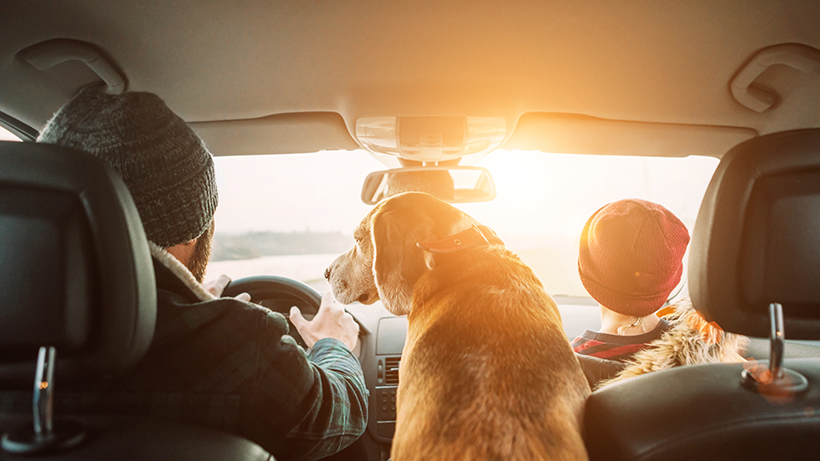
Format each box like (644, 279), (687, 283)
(0, 141), (155, 384)
(690, 128), (820, 339)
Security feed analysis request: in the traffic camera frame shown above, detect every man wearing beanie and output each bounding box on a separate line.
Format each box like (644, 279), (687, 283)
(571, 199), (748, 389)
(37, 87), (367, 461)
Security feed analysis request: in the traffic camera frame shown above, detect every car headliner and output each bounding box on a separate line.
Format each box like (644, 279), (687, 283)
(1, 1), (819, 158)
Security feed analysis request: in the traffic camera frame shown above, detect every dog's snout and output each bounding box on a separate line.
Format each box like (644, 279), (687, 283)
(324, 266), (332, 280)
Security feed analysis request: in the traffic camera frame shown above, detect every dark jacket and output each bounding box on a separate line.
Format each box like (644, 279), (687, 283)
(116, 254), (369, 460)
(0, 248), (369, 461)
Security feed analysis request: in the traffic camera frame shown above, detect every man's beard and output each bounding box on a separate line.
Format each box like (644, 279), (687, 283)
(188, 220), (214, 283)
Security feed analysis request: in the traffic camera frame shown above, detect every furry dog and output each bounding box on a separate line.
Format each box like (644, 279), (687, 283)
(326, 192), (590, 460)
(597, 299), (749, 389)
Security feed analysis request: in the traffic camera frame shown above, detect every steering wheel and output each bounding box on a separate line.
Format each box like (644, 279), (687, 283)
(223, 275), (321, 348)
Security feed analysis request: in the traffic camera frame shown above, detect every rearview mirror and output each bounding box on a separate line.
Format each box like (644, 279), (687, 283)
(361, 166), (496, 205)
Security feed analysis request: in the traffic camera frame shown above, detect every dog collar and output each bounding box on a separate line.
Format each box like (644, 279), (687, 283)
(416, 224), (504, 253)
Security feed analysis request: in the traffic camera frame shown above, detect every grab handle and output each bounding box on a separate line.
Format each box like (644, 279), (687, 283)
(19, 39), (127, 95)
(731, 43), (820, 113)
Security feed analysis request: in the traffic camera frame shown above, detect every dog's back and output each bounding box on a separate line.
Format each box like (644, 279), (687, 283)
(392, 245), (590, 460)
(325, 193), (590, 459)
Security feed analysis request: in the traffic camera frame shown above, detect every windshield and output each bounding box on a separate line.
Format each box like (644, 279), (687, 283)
(0, 125), (20, 141)
(208, 150), (718, 300)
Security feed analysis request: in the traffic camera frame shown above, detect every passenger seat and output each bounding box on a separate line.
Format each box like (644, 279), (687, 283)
(583, 129), (820, 460)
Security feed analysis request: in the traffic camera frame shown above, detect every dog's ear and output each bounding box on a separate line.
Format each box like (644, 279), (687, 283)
(371, 208), (438, 316)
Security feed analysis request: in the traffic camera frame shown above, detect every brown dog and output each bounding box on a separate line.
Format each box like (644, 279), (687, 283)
(326, 192), (590, 460)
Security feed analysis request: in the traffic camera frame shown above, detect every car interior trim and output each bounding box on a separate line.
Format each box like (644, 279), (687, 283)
(730, 43), (820, 113)
(190, 112), (762, 158)
(19, 39), (128, 96)
(0, 112), (37, 141)
(190, 112), (360, 156)
(505, 113), (758, 159)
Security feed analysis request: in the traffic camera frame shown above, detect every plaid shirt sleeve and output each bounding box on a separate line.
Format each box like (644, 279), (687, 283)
(282, 338), (369, 460)
(249, 308), (369, 461)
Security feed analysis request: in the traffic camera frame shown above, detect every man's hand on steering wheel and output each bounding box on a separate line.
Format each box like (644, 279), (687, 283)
(205, 274), (251, 302)
(290, 292), (359, 352)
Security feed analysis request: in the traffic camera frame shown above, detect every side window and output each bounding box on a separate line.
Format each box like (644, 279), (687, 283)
(0, 125), (22, 141)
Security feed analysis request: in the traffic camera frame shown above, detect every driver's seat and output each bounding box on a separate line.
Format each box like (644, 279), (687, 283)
(0, 140), (273, 460)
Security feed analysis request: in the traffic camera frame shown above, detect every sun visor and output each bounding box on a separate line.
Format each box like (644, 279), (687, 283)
(190, 112), (359, 156)
(504, 113), (756, 158)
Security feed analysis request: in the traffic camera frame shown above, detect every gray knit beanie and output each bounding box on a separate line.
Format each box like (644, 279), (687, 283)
(37, 87), (218, 248)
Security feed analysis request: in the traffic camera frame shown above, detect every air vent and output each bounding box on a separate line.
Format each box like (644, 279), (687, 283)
(385, 357), (400, 385)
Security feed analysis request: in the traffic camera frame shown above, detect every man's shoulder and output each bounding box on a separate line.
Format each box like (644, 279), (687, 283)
(152, 255), (289, 334)
(133, 289), (301, 396)
(157, 292), (289, 335)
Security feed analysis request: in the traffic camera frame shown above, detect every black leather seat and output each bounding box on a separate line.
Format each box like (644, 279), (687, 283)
(575, 354), (626, 389)
(0, 141), (273, 460)
(583, 129), (820, 460)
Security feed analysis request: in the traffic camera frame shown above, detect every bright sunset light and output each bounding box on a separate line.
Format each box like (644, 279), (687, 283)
(214, 149), (716, 238)
(210, 150), (718, 298)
